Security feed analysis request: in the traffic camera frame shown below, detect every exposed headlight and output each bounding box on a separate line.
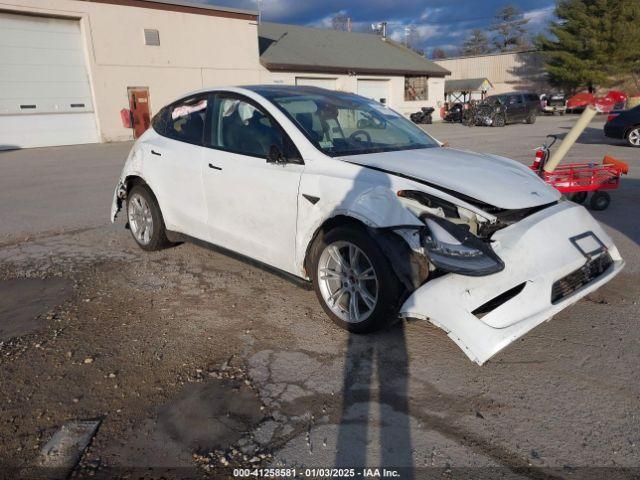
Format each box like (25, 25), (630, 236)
(421, 215), (504, 276)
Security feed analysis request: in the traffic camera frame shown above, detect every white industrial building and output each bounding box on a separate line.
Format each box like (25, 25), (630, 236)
(0, 0), (449, 149)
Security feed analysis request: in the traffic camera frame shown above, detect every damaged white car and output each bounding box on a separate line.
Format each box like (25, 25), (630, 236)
(111, 86), (624, 365)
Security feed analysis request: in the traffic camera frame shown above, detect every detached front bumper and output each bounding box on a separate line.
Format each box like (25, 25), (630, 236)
(400, 202), (624, 365)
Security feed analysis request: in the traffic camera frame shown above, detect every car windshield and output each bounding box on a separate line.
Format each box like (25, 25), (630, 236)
(255, 88), (439, 156)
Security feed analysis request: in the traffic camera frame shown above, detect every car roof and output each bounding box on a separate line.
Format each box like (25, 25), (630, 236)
(166, 84), (358, 106)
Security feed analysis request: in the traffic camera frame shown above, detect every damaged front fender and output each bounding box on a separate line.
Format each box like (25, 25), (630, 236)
(110, 146), (145, 222)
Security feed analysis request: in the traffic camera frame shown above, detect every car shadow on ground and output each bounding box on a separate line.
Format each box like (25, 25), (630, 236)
(554, 126), (631, 147)
(589, 178), (640, 246)
(335, 324), (413, 476)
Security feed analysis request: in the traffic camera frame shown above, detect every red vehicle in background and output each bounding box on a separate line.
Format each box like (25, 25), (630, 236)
(567, 90), (628, 113)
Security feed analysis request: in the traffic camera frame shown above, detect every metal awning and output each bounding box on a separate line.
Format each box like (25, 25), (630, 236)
(445, 78), (493, 94)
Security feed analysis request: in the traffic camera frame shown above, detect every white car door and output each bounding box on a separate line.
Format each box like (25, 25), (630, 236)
(201, 93), (304, 273)
(143, 95), (209, 238)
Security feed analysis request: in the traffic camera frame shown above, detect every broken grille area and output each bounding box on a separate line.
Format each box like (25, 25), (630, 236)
(551, 252), (613, 304)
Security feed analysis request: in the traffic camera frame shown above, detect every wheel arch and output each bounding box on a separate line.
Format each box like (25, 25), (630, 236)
(302, 214), (428, 295)
(625, 124), (640, 137)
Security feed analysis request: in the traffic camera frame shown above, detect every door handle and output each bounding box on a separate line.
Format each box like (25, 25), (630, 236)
(208, 163), (222, 171)
(151, 149), (161, 156)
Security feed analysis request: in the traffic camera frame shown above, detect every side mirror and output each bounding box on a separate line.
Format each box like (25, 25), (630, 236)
(267, 144), (286, 164)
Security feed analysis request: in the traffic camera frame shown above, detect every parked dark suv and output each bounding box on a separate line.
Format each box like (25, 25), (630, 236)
(480, 92), (540, 126)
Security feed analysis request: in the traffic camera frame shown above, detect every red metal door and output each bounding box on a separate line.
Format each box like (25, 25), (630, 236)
(128, 87), (151, 138)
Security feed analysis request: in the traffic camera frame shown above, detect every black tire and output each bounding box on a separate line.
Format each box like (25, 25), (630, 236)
(589, 191), (611, 211)
(570, 191), (587, 204)
(525, 112), (537, 124)
(126, 184), (171, 251)
(493, 114), (506, 127)
(309, 225), (402, 333)
(626, 127), (640, 147)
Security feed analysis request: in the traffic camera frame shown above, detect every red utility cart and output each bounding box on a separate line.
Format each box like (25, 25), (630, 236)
(531, 154), (629, 211)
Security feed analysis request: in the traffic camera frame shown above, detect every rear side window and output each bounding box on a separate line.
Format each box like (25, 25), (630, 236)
(525, 93), (540, 102)
(152, 96), (207, 145)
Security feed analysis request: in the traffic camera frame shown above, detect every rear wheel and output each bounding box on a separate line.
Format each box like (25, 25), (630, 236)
(310, 226), (402, 333)
(627, 127), (640, 147)
(525, 112), (537, 124)
(127, 184), (171, 251)
(589, 191), (611, 211)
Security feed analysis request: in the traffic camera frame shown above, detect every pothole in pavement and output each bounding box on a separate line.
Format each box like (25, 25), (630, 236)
(0, 277), (73, 341)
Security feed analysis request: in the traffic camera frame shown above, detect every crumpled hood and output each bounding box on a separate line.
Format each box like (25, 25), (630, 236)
(340, 147), (560, 209)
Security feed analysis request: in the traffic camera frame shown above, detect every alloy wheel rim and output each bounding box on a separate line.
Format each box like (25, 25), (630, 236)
(128, 193), (153, 245)
(630, 129), (640, 146)
(317, 241), (378, 323)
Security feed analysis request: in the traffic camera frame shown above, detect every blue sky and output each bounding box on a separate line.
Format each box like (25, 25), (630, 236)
(208, 0), (556, 56)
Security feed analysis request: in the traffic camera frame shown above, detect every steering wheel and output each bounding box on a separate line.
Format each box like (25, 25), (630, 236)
(349, 130), (372, 144)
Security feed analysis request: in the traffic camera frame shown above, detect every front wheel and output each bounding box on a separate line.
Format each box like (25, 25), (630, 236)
(127, 184), (171, 251)
(570, 191), (587, 204)
(493, 114), (506, 127)
(627, 127), (640, 147)
(589, 191), (611, 211)
(310, 226), (402, 333)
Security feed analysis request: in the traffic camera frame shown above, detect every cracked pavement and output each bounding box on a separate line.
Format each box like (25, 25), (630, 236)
(0, 116), (639, 478)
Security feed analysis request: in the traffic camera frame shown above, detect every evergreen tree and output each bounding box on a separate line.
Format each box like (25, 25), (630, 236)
(537, 0), (640, 92)
(461, 29), (491, 56)
(490, 5), (530, 51)
(611, 0), (640, 91)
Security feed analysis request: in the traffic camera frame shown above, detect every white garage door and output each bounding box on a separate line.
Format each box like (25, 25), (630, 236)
(357, 79), (390, 105)
(0, 12), (99, 149)
(295, 77), (337, 90)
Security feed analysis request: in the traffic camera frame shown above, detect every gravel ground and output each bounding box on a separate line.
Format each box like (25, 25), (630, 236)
(0, 115), (638, 479)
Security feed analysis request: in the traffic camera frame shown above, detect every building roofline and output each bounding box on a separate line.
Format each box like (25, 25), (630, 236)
(437, 49), (539, 61)
(80, 0), (258, 20)
(260, 60), (450, 77)
(259, 22), (450, 77)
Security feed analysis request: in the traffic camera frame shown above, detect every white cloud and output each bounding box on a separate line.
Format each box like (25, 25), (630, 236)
(523, 5), (555, 29)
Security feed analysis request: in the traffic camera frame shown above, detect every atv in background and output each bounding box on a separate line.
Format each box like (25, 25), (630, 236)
(410, 106), (435, 124)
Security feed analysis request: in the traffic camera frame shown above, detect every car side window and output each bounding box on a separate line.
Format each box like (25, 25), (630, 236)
(209, 95), (292, 159)
(160, 96), (208, 145)
(507, 95), (522, 105)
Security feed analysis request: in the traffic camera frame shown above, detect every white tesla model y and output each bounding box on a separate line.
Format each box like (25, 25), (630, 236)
(111, 86), (624, 365)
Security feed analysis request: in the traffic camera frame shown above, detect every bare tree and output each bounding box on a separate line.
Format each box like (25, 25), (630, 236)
(404, 25), (424, 55)
(431, 48), (447, 59)
(490, 5), (530, 52)
(461, 29), (491, 56)
(331, 13), (350, 31)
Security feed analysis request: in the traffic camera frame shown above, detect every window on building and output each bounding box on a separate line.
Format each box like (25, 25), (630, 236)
(404, 76), (429, 101)
(144, 29), (160, 46)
